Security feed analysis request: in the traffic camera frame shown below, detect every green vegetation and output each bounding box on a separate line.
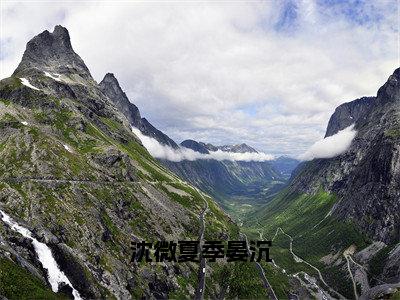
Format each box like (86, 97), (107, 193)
(0, 258), (67, 300)
(390, 290), (400, 299)
(168, 267), (198, 299)
(226, 262), (267, 299)
(369, 245), (396, 279)
(385, 128), (400, 138)
(243, 189), (369, 298)
(0, 77), (23, 93)
(0, 86), (242, 299)
(100, 116), (123, 131)
(261, 262), (290, 299)
(0, 113), (22, 129)
(0, 98), (11, 106)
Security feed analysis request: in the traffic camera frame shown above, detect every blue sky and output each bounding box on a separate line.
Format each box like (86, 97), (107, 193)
(1, 0), (398, 157)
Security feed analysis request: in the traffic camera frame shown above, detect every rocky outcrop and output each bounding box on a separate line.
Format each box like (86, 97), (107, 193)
(99, 73), (142, 128)
(99, 73), (179, 149)
(325, 96), (375, 137)
(289, 67), (400, 244)
(138, 118), (178, 149)
(13, 25), (92, 80)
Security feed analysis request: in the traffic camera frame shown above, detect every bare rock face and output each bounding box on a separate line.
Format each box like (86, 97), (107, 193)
(99, 73), (179, 149)
(324, 96), (375, 138)
(99, 73), (142, 128)
(13, 25), (92, 80)
(290, 67), (400, 244)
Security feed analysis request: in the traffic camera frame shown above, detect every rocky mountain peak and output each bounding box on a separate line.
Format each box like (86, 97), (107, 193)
(376, 67), (400, 105)
(324, 96), (375, 138)
(101, 73), (118, 84)
(99, 73), (179, 149)
(13, 25), (92, 79)
(99, 73), (127, 101)
(219, 143), (258, 153)
(99, 73), (142, 128)
(325, 67), (400, 138)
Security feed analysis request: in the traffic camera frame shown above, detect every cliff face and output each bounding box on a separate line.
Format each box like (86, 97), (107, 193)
(324, 96), (375, 137)
(290, 68), (400, 244)
(99, 73), (142, 128)
(99, 73), (179, 149)
(13, 25), (92, 81)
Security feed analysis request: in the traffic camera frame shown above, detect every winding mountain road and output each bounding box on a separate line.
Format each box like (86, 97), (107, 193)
(345, 252), (400, 300)
(344, 253), (359, 299)
(194, 189), (209, 300)
(272, 227), (345, 299)
(242, 233), (278, 300)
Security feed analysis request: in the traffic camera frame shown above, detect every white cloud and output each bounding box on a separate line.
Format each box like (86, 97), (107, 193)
(299, 125), (357, 161)
(0, 1), (397, 156)
(132, 127), (274, 162)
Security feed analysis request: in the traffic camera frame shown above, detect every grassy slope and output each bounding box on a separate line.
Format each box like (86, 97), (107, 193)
(0, 258), (69, 300)
(243, 189), (370, 298)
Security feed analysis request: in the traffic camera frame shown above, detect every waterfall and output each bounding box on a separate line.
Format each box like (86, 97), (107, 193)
(0, 209), (82, 300)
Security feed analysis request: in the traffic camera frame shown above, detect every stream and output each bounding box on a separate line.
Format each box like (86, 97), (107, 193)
(0, 209), (82, 300)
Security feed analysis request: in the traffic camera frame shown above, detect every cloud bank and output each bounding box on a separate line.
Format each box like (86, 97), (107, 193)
(132, 127), (274, 162)
(299, 125), (357, 161)
(1, 1), (397, 156)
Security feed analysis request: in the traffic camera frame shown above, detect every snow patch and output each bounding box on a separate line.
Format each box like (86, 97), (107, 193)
(0, 210), (82, 300)
(44, 71), (62, 82)
(20, 78), (40, 91)
(63, 144), (73, 153)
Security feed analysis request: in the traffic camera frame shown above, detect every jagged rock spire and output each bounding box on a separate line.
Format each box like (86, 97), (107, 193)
(99, 73), (142, 128)
(99, 73), (179, 149)
(13, 25), (92, 79)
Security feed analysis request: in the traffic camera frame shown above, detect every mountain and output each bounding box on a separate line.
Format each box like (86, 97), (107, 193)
(162, 140), (299, 217)
(13, 25), (92, 81)
(0, 26), (270, 299)
(180, 139), (209, 154)
(245, 69), (400, 298)
(324, 96), (375, 138)
(216, 143), (258, 153)
(193, 141), (258, 153)
(99, 73), (178, 148)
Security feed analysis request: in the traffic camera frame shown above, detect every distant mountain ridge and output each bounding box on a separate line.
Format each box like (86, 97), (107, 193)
(181, 140), (259, 154)
(95, 81), (299, 206)
(162, 138), (299, 207)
